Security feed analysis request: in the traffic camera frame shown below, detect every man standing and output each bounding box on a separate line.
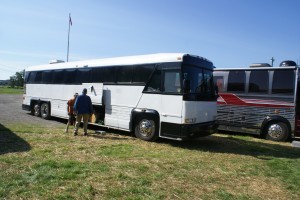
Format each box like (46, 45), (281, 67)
(73, 88), (93, 136)
(65, 93), (78, 133)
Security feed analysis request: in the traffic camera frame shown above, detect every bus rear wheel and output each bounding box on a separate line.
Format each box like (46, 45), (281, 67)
(135, 117), (158, 141)
(265, 122), (289, 142)
(33, 104), (41, 117)
(41, 103), (51, 119)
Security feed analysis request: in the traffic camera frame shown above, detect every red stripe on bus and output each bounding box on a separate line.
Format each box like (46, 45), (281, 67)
(218, 93), (293, 108)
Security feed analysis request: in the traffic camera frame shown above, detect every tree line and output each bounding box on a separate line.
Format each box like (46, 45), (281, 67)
(9, 70), (24, 88)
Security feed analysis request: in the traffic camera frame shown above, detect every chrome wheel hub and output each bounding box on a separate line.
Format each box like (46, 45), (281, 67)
(268, 124), (282, 139)
(139, 120), (154, 137)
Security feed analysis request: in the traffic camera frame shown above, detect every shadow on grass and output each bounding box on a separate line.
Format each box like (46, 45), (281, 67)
(159, 134), (300, 159)
(0, 123), (31, 155)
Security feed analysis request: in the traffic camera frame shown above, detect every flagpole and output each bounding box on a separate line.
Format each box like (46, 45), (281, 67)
(67, 13), (71, 62)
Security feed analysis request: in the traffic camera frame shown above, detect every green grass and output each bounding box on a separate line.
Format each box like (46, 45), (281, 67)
(1, 122), (300, 199)
(0, 86), (23, 94)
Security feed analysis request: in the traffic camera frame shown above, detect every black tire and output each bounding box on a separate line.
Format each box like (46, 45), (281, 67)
(33, 104), (41, 117)
(265, 122), (289, 142)
(41, 103), (51, 119)
(134, 116), (159, 141)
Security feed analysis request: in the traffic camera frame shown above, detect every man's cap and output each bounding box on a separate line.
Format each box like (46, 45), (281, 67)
(82, 88), (87, 93)
(74, 93), (78, 96)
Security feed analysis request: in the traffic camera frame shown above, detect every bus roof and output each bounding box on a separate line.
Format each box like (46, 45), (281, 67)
(214, 66), (299, 71)
(26, 53), (210, 71)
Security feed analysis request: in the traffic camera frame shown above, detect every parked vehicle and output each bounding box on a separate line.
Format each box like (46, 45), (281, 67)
(214, 60), (300, 141)
(22, 53), (218, 141)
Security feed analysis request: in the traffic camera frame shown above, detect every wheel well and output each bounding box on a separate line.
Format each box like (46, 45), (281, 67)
(130, 109), (160, 132)
(30, 99), (40, 110)
(261, 118), (291, 139)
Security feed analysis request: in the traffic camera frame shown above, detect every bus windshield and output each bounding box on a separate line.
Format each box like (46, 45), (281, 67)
(182, 64), (215, 101)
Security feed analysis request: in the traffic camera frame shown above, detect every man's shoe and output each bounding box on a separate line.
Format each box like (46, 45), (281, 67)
(74, 132), (78, 136)
(84, 133), (88, 136)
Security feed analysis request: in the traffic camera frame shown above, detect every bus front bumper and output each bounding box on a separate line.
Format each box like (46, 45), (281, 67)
(161, 121), (218, 139)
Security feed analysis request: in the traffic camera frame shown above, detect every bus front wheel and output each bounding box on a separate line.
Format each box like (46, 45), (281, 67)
(134, 117), (158, 141)
(265, 122), (289, 142)
(41, 103), (51, 119)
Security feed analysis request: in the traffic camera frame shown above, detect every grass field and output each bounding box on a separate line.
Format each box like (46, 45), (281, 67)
(1, 122), (300, 199)
(0, 86), (23, 94)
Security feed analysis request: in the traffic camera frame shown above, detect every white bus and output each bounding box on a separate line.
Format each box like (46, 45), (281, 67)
(214, 60), (300, 142)
(22, 53), (218, 141)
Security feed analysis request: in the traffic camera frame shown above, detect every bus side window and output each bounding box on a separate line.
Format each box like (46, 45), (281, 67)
(42, 71), (53, 84)
(272, 69), (294, 94)
(145, 66), (162, 92)
(248, 70), (268, 93)
(214, 76), (224, 92)
(102, 67), (116, 83)
(91, 68), (103, 83)
(64, 69), (77, 84)
(24, 72), (30, 83)
(77, 68), (91, 84)
(132, 64), (154, 84)
(227, 71), (245, 92)
(163, 71), (181, 93)
(117, 66), (132, 83)
(27, 71), (37, 83)
(35, 71), (42, 83)
(52, 70), (64, 84)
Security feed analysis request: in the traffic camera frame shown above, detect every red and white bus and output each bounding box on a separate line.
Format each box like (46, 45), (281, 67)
(214, 60), (300, 141)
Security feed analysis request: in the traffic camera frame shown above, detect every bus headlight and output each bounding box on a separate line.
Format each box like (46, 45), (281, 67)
(184, 118), (196, 124)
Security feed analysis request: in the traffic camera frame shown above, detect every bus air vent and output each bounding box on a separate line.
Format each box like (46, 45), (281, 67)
(249, 63), (271, 68)
(279, 60), (297, 67)
(49, 60), (65, 64)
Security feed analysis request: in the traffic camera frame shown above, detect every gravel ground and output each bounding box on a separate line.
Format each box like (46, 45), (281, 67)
(0, 94), (65, 127)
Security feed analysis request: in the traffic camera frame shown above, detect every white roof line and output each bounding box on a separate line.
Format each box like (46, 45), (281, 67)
(26, 53), (190, 71)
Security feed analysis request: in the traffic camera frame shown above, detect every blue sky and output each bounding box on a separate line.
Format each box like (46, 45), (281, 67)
(1, 0), (300, 80)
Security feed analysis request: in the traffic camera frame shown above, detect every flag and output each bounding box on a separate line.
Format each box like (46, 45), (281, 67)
(69, 14), (72, 26)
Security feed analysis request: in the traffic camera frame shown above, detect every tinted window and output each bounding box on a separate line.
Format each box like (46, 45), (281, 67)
(272, 70), (294, 94)
(117, 66), (132, 83)
(76, 68), (91, 83)
(42, 71), (53, 84)
(249, 70), (269, 93)
(163, 71), (181, 93)
(145, 66), (162, 92)
(91, 68), (103, 83)
(24, 72), (30, 83)
(102, 67), (115, 83)
(27, 71), (36, 83)
(132, 64), (154, 83)
(203, 69), (214, 94)
(64, 69), (76, 84)
(52, 70), (64, 84)
(228, 71), (245, 92)
(35, 71), (42, 83)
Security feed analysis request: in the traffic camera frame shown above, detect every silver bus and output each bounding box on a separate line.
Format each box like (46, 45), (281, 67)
(214, 60), (300, 141)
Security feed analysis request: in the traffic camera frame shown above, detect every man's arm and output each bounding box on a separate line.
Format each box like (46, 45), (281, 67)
(73, 97), (78, 113)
